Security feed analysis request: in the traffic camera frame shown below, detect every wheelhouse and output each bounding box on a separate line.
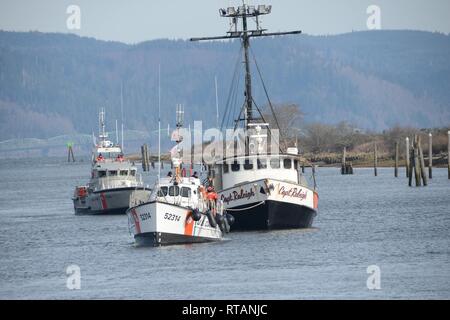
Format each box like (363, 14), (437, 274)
(213, 153), (307, 190)
(153, 177), (204, 209)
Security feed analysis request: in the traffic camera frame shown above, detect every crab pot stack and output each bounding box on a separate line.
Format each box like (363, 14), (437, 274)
(141, 144), (150, 172)
(408, 135), (428, 187)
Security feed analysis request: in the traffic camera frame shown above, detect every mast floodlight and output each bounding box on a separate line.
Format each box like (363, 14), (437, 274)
(227, 7), (236, 15)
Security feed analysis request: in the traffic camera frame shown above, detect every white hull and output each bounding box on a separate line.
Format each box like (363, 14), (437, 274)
(127, 201), (223, 246)
(73, 187), (151, 215)
(218, 179), (318, 230)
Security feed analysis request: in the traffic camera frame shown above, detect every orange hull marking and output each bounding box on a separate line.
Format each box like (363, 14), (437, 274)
(184, 211), (195, 236)
(313, 192), (319, 210)
(131, 209), (141, 234)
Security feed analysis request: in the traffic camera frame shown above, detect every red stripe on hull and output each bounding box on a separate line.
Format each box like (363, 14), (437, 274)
(100, 193), (108, 209)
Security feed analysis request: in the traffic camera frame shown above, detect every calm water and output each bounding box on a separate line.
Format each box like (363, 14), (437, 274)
(0, 157), (449, 299)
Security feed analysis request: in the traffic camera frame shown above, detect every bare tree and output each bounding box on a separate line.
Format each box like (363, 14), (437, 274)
(262, 103), (304, 140)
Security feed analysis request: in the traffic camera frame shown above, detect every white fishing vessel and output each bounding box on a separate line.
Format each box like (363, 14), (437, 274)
(73, 109), (151, 215)
(127, 106), (233, 246)
(191, 3), (319, 230)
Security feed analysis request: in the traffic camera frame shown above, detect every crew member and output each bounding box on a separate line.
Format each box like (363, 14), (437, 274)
(206, 186), (218, 215)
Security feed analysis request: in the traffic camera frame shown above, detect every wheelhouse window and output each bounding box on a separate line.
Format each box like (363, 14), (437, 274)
(98, 170), (106, 178)
(294, 160), (299, 170)
(244, 159), (254, 170)
(120, 170), (128, 176)
(109, 170), (118, 177)
(181, 187), (191, 198)
(223, 163), (229, 174)
(283, 159), (292, 169)
(257, 158), (267, 169)
(158, 186), (168, 197)
(130, 170), (136, 176)
(270, 158), (280, 169)
(169, 186), (180, 196)
(231, 161), (240, 172)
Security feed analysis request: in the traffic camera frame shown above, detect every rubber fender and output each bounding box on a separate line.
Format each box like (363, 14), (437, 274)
(206, 210), (217, 228)
(226, 213), (235, 226)
(215, 213), (226, 232)
(191, 209), (202, 222)
(223, 215), (231, 233)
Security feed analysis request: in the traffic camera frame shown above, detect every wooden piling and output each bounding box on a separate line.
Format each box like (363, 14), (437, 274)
(141, 145), (146, 171)
(448, 130), (450, 180)
(408, 146), (414, 187)
(374, 143), (378, 177)
(395, 141), (399, 178)
(405, 137), (410, 178)
(67, 143), (75, 162)
(141, 144), (150, 171)
(341, 147), (346, 175)
(413, 136), (421, 187)
(340, 147), (353, 175)
(428, 133), (433, 179)
(418, 136), (428, 186)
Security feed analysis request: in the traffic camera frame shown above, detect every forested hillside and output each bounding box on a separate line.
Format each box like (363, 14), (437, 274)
(0, 30), (449, 140)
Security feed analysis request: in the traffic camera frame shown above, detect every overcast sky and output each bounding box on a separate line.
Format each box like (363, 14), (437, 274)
(1, 0), (449, 44)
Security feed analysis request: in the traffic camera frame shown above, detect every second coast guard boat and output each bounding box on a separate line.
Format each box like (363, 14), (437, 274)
(72, 109), (151, 215)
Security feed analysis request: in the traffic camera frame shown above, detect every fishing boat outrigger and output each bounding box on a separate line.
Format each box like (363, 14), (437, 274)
(72, 109), (151, 215)
(126, 106), (234, 246)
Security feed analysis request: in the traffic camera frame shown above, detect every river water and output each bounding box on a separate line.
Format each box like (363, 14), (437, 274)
(0, 157), (449, 299)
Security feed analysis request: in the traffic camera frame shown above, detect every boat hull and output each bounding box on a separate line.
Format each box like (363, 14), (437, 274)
(227, 200), (316, 231)
(73, 187), (151, 215)
(219, 178), (318, 231)
(127, 201), (223, 247)
(135, 232), (221, 247)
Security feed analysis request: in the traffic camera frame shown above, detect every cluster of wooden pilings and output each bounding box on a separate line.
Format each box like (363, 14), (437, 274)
(341, 130), (450, 185)
(141, 144), (151, 171)
(341, 147), (353, 175)
(405, 135), (428, 187)
(398, 131), (450, 186)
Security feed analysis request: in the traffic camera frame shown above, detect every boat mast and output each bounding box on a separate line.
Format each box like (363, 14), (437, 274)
(158, 64), (161, 183)
(191, 3), (301, 154)
(120, 82), (124, 152)
(215, 75), (219, 129)
(242, 11), (253, 131)
(99, 108), (107, 143)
